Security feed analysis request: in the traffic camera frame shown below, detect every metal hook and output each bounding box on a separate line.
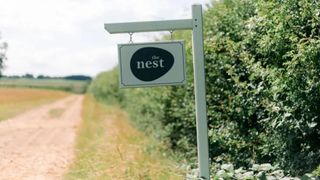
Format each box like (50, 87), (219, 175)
(169, 30), (174, 40)
(128, 32), (134, 43)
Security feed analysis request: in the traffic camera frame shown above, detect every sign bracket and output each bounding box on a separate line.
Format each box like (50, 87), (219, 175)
(105, 19), (193, 33)
(104, 4), (210, 180)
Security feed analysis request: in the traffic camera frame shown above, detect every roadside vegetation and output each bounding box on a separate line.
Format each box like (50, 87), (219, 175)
(65, 95), (184, 179)
(0, 87), (69, 120)
(89, 0), (320, 179)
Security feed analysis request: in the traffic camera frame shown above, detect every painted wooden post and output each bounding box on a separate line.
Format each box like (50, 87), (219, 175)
(191, 4), (210, 179)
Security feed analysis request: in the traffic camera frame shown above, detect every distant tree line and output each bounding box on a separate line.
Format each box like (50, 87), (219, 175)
(2, 74), (92, 81)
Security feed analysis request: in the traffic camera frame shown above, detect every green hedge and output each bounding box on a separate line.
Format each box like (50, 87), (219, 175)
(90, 0), (320, 176)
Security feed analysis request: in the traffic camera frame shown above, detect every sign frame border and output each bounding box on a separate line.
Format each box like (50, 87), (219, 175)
(118, 40), (186, 88)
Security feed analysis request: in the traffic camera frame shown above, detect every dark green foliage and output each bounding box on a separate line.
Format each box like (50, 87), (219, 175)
(252, 1), (320, 175)
(90, 0), (320, 176)
(202, 0), (320, 175)
(22, 73), (34, 79)
(64, 75), (92, 81)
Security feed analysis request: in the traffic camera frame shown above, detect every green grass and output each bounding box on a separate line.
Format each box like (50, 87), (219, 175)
(0, 78), (90, 94)
(65, 95), (185, 180)
(48, 108), (65, 118)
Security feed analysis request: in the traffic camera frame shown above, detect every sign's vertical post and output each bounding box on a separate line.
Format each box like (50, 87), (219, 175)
(192, 4), (210, 180)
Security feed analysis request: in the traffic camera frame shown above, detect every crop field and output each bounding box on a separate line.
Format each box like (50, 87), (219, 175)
(0, 78), (90, 94)
(0, 87), (69, 120)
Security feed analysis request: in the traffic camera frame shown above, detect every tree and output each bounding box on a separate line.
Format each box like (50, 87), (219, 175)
(22, 73), (34, 79)
(0, 32), (8, 77)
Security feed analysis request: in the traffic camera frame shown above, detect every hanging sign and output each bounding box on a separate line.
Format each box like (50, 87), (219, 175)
(118, 41), (186, 88)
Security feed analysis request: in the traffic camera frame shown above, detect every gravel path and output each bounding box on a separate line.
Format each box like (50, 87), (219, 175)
(0, 95), (83, 180)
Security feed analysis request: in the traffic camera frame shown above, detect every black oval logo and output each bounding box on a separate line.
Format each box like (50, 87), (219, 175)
(130, 47), (174, 82)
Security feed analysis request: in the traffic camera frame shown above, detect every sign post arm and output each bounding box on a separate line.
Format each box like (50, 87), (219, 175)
(105, 19), (193, 34)
(192, 4), (210, 180)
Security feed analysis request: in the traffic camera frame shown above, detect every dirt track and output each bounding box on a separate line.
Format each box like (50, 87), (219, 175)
(0, 95), (83, 180)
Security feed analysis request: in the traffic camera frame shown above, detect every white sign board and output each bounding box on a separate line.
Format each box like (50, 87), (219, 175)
(118, 41), (186, 88)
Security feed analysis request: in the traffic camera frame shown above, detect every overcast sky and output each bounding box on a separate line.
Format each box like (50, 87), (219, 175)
(0, 0), (211, 77)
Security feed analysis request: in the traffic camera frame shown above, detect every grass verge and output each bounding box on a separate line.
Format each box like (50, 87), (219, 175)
(48, 108), (65, 118)
(65, 95), (185, 180)
(0, 87), (69, 120)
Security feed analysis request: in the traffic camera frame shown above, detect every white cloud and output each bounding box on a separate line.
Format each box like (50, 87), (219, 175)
(0, 0), (211, 77)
